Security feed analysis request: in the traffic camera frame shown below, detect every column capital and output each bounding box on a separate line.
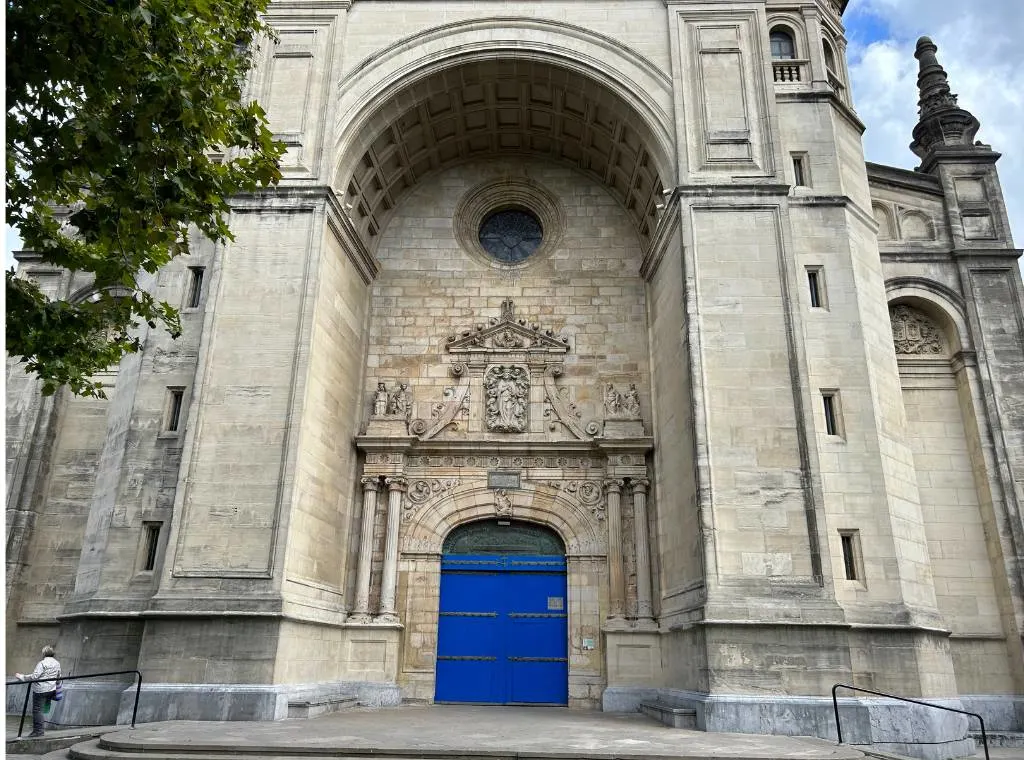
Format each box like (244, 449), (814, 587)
(360, 476), (381, 492)
(384, 476), (408, 492)
(630, 478), (650, 496)
(603, 478), (624, 494)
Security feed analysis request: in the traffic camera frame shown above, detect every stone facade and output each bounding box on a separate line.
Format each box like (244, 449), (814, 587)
(6, 3), (1023, 757)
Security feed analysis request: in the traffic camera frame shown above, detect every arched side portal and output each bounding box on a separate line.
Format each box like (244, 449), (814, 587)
(436, 519), (568, 705)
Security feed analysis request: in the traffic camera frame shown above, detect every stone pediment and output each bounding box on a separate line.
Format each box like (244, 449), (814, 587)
(445, 298), (569, 355)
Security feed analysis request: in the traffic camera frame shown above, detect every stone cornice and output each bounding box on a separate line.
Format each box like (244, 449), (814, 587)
(866, 161), (944, 197)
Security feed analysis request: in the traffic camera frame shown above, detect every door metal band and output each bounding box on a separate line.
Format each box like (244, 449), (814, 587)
(437, 656), (497, 661)
(507, 657), (568, 662)
(440, 611), (497, 617)
(507, 613), (567, 618)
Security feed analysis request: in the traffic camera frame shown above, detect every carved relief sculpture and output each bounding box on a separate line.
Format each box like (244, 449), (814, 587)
(890, 305), (945, 355)
(494, 489), (513, 519)
(387, 382), (413, 419)
(372, 383), (389, 417)
(622, 384), (641, 417)
(604, 382), (642, 419)
(484, 365), (529, 433)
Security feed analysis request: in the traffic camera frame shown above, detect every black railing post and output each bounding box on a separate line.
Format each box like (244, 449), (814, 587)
(18, 681), (31, 738)
(132, 669), (142, 728)
(831, 683), (843, 744)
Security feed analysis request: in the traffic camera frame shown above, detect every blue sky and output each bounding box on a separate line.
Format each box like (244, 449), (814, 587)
(7, 3), (1024, 267)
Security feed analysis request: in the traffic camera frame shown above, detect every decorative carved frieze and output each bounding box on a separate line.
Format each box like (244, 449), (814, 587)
(484, 365), (529, 433)
(890, 305), (945, 355)
(406, 454), (602, 470)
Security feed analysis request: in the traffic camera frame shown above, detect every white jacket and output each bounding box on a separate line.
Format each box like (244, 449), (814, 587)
(25, 656), (61, 695)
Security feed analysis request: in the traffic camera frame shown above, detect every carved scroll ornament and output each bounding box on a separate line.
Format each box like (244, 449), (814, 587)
(410, 363), (469, 439)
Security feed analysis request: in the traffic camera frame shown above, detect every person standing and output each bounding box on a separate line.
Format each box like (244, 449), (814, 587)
(15, 645), (61, 737)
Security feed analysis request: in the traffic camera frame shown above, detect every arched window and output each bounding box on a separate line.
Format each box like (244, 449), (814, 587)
(770, 28), (797, 60)
(822, 38), (838, 72)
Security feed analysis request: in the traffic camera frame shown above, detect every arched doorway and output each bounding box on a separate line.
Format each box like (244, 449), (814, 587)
(435, 519), (568, 705)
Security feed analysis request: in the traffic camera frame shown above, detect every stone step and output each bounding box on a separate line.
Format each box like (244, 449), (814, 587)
(5, 726), (115, 756)
(286, 694), (359, 719)
(970, 731), (1024, 748)
(638, 700), (698, 730)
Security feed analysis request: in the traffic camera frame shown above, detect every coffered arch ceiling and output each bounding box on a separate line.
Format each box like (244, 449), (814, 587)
(336, 58), (669, 252)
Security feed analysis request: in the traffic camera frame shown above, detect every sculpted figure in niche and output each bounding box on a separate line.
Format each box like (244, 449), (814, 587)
(604, 382), (642, 420)
(485, 365), (529, 433)
(387, 383), (413, 419)
(622, 384), (641, 418)
(604, 383), (621, 415)
(373, 383), (389, 417)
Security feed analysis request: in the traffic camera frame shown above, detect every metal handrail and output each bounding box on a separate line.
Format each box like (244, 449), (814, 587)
(832, 683), (988, 760)
(6, 669), (143, 738)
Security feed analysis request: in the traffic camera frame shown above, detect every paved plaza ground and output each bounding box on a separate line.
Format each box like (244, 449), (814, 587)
(5, 705), (1022, 760)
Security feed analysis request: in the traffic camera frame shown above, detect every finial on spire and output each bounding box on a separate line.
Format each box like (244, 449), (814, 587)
(910, 36), (981, 160)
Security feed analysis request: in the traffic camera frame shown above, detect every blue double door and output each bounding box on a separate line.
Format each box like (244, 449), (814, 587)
(435, 554), (568, 705)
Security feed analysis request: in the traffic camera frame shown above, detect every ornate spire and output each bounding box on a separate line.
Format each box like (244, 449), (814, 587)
(910, 37), (981, 160)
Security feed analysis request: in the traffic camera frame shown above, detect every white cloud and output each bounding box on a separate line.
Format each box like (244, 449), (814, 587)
(847, 1), (1024, 256)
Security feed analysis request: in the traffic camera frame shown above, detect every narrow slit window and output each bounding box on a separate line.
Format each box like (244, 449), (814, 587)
(142, 523), (161, 572)
(186, 267), (205, 309)
(792, 155), (808, 186)
(822, 391), (840, 436)
(807, 267), (824, 308)
(165, 388), (185, 432)
(840, 531), (859, 581)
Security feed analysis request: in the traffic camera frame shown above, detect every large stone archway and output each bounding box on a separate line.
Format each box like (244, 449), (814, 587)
(337, 46), (667, 708)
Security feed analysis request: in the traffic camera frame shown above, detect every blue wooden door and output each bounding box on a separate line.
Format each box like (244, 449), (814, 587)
(435, 553), (568, 705)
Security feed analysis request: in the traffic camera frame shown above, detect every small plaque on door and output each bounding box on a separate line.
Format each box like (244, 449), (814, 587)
(547, 596), (564, 611)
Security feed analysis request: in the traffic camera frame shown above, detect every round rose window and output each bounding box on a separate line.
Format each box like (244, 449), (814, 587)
(478, 209), (543, 264)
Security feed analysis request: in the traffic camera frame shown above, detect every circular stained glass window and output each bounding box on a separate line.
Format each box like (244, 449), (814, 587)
(478, 209), (543, 264)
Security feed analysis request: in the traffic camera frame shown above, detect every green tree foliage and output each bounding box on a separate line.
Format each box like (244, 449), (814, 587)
(6, 0), (284, 397)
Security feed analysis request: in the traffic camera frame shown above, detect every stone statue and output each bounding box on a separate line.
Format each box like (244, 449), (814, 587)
(484, 366), (529, 433)
(495, 489), (513, 519)
(373, 383), (389, 417)
(604, 383), (621, 415)
(622, 384), (641, 418)
(387, 382), (413, 419)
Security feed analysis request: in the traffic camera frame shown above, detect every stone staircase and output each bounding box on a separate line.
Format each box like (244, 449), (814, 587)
(638, 699), (697, 729)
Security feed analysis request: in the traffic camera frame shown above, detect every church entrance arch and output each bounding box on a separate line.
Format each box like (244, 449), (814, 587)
(435, 520), (568, 705)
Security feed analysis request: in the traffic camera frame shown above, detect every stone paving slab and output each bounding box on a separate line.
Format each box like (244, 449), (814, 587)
(88, 706), (863, 759)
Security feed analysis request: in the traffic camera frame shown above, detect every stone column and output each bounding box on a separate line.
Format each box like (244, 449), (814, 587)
(350, 476), (380, 622)
(377, 476), (407, 622)
(604, 479), (626, 621)
(631, 478), (654, 621)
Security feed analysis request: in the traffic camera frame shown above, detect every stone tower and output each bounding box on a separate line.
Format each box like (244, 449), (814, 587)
(6, 4), (1023, 756)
